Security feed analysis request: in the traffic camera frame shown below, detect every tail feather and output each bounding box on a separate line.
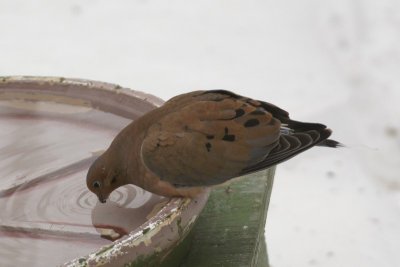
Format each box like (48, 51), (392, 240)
(286, 120), (327, 132)
(240, 120), (342, 175)
(317, 139), (343, 147)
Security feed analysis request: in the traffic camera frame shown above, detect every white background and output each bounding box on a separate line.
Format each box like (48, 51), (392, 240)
(1, 1), (399, 266)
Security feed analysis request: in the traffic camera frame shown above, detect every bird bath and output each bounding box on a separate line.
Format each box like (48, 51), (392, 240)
(0, 76), (209, 266)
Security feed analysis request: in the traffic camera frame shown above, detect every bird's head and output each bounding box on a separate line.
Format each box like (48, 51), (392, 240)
(86, 154), (123, 203)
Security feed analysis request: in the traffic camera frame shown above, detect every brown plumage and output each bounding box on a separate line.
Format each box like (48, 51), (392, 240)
(87, 90), (340, 202)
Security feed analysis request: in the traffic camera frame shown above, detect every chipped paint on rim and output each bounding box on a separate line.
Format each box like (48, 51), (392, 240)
(64, 191), (210, 267)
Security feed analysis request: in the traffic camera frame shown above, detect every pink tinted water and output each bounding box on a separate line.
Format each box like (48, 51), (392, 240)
(0, 101), (165, 266)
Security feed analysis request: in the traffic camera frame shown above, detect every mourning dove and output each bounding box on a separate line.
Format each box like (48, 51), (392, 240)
(87, 90), (340, 202)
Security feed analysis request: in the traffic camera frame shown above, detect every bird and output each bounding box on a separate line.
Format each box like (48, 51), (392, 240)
(87, 90), (340, 203)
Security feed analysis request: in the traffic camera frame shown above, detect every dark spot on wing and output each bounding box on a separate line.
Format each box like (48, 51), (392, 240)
(250, 109), (265, 116)
(222, 134), (236, 142)
(244, 119), (260, 127)
(222, 127), (235, 141)
(234, 108), (245, 118)
(206, 135), (215, 140)
(205, 142), (212, 152)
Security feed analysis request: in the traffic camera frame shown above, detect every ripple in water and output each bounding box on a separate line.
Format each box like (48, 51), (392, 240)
(0, 169), (166, 266)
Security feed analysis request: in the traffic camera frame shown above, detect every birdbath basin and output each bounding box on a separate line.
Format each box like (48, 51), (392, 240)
(0, 76), (210, 266)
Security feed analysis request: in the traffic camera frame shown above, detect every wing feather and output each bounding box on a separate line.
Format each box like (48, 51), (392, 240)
(141, 90), (338, 186)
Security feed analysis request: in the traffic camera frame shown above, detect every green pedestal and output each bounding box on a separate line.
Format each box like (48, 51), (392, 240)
(180, 167), (275, 267)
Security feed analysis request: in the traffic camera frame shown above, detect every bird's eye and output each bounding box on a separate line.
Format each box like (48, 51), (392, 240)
(93, 181), (101, 189)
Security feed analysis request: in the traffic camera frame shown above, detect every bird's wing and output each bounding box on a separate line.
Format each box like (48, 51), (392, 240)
(141, 90), (333, 186)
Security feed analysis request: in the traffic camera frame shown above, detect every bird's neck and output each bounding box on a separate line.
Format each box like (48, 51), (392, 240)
(109, 108), (164, 188)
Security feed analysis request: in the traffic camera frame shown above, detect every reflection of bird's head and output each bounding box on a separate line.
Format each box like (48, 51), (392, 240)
(87, 153), (123, 203)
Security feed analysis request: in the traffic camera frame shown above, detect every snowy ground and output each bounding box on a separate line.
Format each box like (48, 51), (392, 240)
(1, 1), (399, 266)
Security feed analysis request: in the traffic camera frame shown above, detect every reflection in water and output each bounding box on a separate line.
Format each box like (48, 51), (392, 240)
(91, 187), (165, 241)
(0, 169), (166, 266)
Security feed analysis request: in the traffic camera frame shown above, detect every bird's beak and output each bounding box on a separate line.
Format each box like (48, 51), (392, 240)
(98, 194), (107, 203)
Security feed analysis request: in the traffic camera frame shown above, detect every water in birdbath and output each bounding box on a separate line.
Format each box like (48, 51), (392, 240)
(0, 99), (165, 266)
